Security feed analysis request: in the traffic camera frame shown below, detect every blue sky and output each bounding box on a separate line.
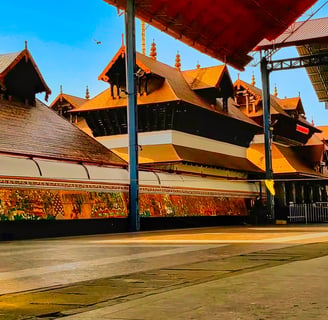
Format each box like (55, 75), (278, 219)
(0, 0), (327, 125)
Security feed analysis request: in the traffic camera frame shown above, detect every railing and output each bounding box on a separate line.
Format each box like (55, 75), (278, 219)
(288, 202), (328, 224)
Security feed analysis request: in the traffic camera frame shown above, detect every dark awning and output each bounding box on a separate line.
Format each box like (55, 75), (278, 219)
(103, 0), (317, 70)
(254, 17), (328, 103)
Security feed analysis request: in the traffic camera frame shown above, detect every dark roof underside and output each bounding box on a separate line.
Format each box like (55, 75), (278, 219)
(0, 100), (126, 166)
(254, 17), (328, 104)
(297, 44), (328, 103)
(103, 0), (316, 70)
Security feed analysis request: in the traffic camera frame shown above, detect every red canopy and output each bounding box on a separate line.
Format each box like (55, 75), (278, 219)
(103, 0), (317, 70)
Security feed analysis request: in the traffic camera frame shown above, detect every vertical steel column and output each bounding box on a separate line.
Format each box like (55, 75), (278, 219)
(260, 57), (275, 222)
(125, 0), (140, 231)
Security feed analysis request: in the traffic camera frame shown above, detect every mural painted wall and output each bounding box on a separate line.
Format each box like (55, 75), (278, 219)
(139, 194), (247, 217)
(0, 189), (128, 220)
(0, 187), (247, 221)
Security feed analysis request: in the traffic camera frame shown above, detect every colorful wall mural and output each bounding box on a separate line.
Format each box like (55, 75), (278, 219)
(0, 187), (248, 221)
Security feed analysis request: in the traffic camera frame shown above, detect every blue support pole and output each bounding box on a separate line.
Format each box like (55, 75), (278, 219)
(125, 0), (140, 231)
(260, 57), (275, 223)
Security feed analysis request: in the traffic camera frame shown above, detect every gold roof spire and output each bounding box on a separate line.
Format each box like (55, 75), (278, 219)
(141, 21), (146, 55)
(251, 72), (255, 86)
(196, 61), (200, 69)
(175, 51), (181, 71)
(85, 85), (90, 100)
(150, 39), (157, 60)
(273, 83), (278, 97)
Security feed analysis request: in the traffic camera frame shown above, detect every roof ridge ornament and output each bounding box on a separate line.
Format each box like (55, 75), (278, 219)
(85, 85), (90, 100)
(150, 39), (157, 60)
(175, 51), (181, 71)
(251, 72), (255, 86)
(273, 83), (278, 97)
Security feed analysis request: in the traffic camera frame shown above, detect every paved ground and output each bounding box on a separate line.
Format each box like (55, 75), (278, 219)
(0, 225), (328, 319)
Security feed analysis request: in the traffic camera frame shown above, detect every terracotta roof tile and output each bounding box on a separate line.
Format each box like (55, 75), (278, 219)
(0, 99), (126, 166)
(0, 52), (21, 74)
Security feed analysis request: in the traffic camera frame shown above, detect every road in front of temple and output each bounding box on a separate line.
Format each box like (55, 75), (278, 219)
(1, 225), (328, 319)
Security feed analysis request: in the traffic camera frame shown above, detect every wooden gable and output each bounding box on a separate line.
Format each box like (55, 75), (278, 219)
(0, 47), (51, 104)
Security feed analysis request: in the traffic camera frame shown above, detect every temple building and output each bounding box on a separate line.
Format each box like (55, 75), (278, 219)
(53, 44), (328, 216)
(0, 45), (263, 239)
(234, 77), (328, 210)
(69, 45), (262, 180)
(50, 86), (92, 136)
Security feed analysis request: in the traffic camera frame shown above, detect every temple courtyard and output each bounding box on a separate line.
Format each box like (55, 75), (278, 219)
(1, 225), (328, 319)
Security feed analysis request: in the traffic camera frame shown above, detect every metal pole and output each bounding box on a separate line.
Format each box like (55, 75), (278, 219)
(260, 57), (275, 223)
(125, 0), (140, 231)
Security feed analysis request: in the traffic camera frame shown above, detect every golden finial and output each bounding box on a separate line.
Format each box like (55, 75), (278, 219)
(175, 51), (181, 71)
(25, 40), (28, 50)
(85, 85), (90, 100)
(141, 21), (146, 55)
(196, 61), (200, 69)
(251, 72), (255, 86)
(150, 39), (157, 60)
(121, 33), (124, 46)
(273, 84), (278, 97)
(237, 73), (240, 80)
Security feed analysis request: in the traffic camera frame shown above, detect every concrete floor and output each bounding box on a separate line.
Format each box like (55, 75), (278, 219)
(1, 225), (328, 319)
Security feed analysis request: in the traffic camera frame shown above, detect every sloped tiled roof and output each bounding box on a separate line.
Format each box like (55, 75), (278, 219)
(135, 52), (216, 111)
(255, 17), (328, 51)
(75, 47), (257, 127)
(235, 79), (319, 133)
(279, 96), (305, 114)
(50, 93), (86, 109)
(0, 52), (21, 74)
(0, 49), (51, 98)
(0, 99), (126, 166)
(234, 79), (289, 117)
(306, 132), (326, 146)
(182, 65), (227, 90)
(112, 144), (261, 172)
(316, 126), (328, 141)
(247, 142), (322, 176)
(72, 79), (178, 111)
(254, 17), (328, 104)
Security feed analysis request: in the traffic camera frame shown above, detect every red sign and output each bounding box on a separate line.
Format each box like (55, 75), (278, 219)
(296, 124), (309, 135)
